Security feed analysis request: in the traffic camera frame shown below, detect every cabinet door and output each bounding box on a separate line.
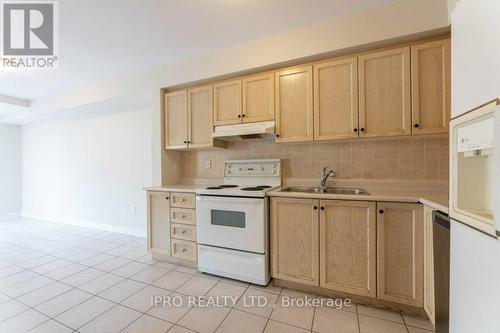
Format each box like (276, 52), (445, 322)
(242, 73), (275, 123)
(423, 205), (435, 324)
(213, 80), (242, 125)
(271, 197), (319, 286)
(359, 47), (411, 137)
(165, 90), (188, 149)
(275, 66), (314, 143)
(188, 85), (213, 148)
(147, 191), (171, 256)
(314, 58), (359, 140)
(320, 200), (376, 297)
(377, 202), (423, 307)
(411, 39), (451, 135)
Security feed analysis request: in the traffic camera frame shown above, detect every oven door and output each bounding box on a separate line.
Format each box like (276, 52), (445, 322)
(196, 195), (267, 254)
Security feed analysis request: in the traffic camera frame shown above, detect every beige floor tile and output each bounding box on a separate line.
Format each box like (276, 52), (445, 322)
(35, 289), (93, 317)
(154, 261), (178, 270)
(264, 320), (310, 333)
(168, 325), (197, 333)
(357, 305), (404, 323)
(98, 278), (146, 303)
(130, 265), (170, 284)
(216, 309), (267, 333)
(111, 261), (149, 278)
(176, 275), (219, 296)
(60, 267), (105, 286)
(177, 304), (231, 333)
(1, 275), (53, 298)
(121, 314), (173, 333)
(206, 280), (247, 306)
(17, 281), (72, 306)
(79, 272), (124, 294)
(152, 270), (192, 291)
(27, 319), (73, 333)
(94, 256), (131, 272)
(407, 327), (435, 333)
(235, 288), (279, 318)
(270, 295), (314, 329)
(222, 277), (250, 288)
(55, 296), (115, 330)
(147, 293), (193, 323)
(44, 262), (87, 280)
(0, 299), (29, 321)
(79, 305), (142, 333)
(0, 309), (49, 333)
(249, 283), (282, 295)
(175, 265), (198, 275)
(403, 314), (435, 331)
(121, 285), (170, 312)
(79, 253), (113, 266)
(359, 315), (408, 333)
(313, 306), (359, 333)
(316, 296), (357, 313)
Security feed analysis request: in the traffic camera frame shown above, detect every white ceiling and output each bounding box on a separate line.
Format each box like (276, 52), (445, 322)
(0, 0), (398, 102)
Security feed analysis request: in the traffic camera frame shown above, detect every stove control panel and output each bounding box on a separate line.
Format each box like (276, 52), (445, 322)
(224, 159), (281, 177)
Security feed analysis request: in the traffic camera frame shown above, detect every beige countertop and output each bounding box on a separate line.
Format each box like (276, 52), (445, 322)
(143, 185), (199, 193)
(268, 187), (448, 213)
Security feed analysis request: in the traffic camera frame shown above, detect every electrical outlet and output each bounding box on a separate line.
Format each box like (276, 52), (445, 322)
(205, 160), (211, 169)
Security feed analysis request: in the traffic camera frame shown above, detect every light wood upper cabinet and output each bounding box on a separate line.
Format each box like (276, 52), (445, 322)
(314, 58), (359, 140)
(411, 39), (451, 135)
(188, 85), (213, 149)
(377, 202), (423, 307)
(275, 66), (314, 143)
(423, 205), (435, 324)
(271, 197), (319, 286)
(147, 191), (171, 256)
(165, 90), (188, 149)
(213, 80), (242, 126)
(320, 200), (376, 297)
(359, 47), (411, 138)
(242, 73), (275, 123)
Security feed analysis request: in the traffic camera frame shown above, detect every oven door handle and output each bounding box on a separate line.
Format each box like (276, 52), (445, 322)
(196, 195), (264, 204)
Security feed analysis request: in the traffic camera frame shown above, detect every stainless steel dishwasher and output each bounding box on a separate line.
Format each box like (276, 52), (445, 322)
(433, 210), (450, 333)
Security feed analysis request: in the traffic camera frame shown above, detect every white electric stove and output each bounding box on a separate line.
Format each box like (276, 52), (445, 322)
(196, 159), (281, 285)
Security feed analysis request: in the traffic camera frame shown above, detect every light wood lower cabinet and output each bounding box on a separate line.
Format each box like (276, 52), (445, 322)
(423, 205), (435, 324)
(320, 200), (376, 297)
(147, 191), (197, 263)
(377, 202), (423, 307)
(147, 191), (171, 256)
(271, 197), (319, 286)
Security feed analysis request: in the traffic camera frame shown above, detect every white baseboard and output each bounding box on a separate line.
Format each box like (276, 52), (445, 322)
(21, 213), (146, 237)
(0, 212), (22, 221)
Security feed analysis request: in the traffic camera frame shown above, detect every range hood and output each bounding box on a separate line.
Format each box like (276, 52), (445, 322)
(212, 121), (275, 141)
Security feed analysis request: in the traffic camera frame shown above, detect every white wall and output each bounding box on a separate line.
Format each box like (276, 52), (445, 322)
(22, 108), (152, 236)
(0, 124), (22, 219)
(450, 0), (500, 332)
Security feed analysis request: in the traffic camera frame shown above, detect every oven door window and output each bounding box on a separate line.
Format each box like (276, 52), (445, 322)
(211, 210), (246, 228)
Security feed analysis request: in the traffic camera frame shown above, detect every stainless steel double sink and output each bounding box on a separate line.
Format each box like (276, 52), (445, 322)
(279, 186), (369, 195)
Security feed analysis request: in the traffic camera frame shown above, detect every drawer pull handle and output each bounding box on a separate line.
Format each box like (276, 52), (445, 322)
(181, 198), (186, 202)
(181, 215), (186, 219)
(181, 230), (187, 234)
(181, 248), (187, 252)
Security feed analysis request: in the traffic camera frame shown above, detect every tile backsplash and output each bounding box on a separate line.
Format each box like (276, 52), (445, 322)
(180, 135), (449, 182)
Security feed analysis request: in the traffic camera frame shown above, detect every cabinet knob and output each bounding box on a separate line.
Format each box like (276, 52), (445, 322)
(165, 197), (169, 200)
(183, 140), (187, 143)
(320, 206), (325, 211)
(414, 123), (420, 128)
(181, 248), (187, 252)
(275, 134), (280, 138)
(353, 128), (358, 132)
(181, 215), (186, 219)
(360, 128), (365, 132)
(181, 230), (187, 234)
(242, 114), (246, 117)
(187, 141), (191, 144)
(379, 209), (384, 214)
(313, 206), (318, 210)
(238, 115), (241, 118)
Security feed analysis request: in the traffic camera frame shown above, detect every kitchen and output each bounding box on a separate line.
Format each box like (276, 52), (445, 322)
(0, 0), (498, 332)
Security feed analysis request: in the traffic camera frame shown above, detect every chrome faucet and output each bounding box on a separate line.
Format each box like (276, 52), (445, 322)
(320, 167), (336, 189)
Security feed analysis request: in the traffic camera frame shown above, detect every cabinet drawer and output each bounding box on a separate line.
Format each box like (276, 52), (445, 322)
(170, 208), (196, 225)
(171, 239), (197, 262)
(171, 223), (196, 242)
(170, 192), (196, 209)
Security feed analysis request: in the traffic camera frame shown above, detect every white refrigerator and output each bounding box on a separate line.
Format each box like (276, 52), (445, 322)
(449, 0), (500, 332)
